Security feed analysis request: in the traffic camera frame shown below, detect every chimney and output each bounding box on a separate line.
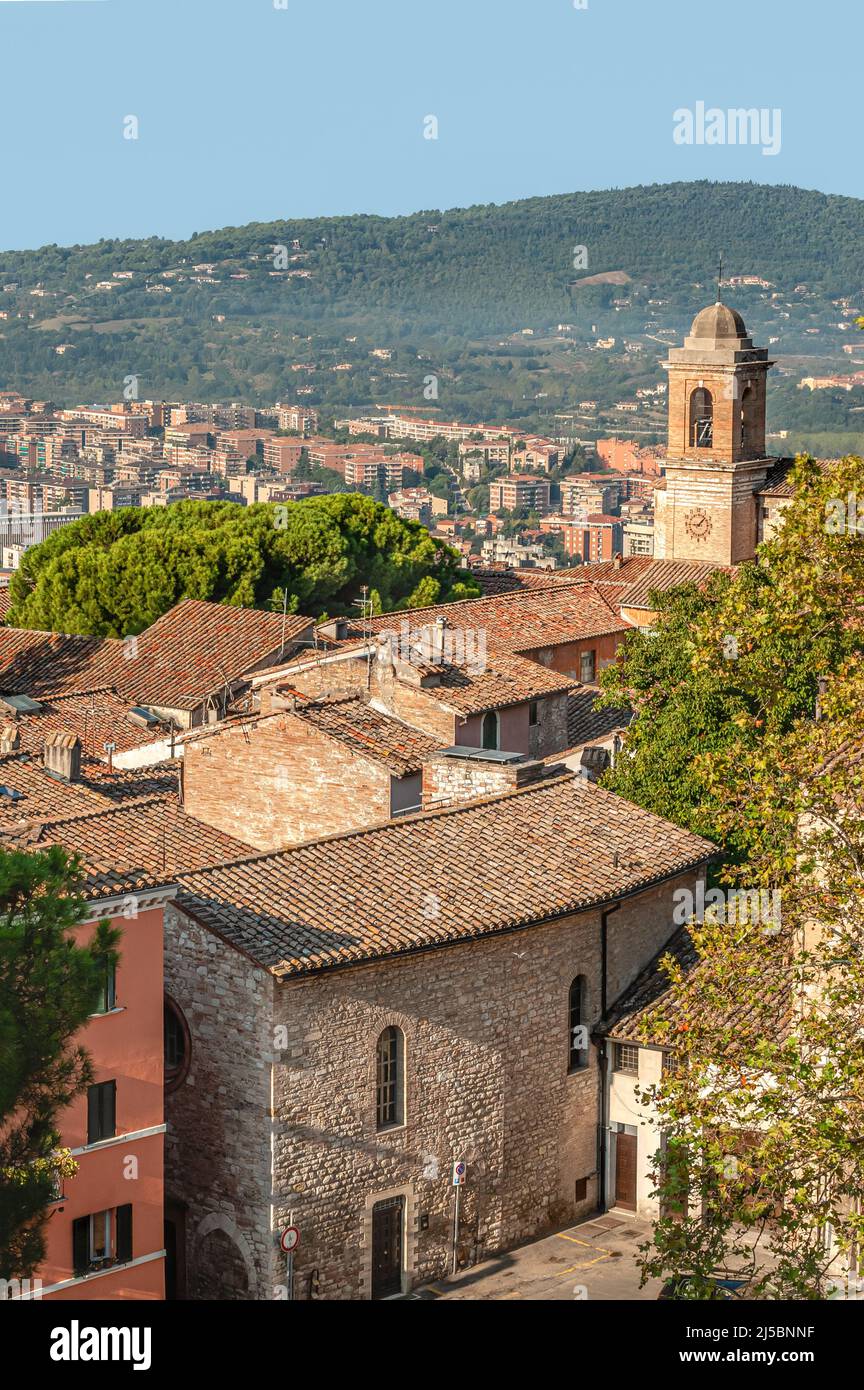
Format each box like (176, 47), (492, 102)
(43, 731), (82, 782)
(421, 748), (556, 812)
(612, 552), (623, 570)
(0, 723), (19, 754)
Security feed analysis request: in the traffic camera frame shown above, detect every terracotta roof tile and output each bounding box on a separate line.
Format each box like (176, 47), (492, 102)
(28, 797), (251, 900)
(565, 687), (632, 749)
(3, 688), (170, 758)
(116, 600), (314, 710)
(176, 775), (716, 978)
(291, 697), (442, 774)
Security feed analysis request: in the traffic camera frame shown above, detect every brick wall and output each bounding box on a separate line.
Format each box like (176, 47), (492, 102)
(421, 751), (549, 811)
(183, 712), (392, 850)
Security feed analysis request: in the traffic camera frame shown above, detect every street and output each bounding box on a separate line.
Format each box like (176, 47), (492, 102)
(408, 1212), (662, 1301)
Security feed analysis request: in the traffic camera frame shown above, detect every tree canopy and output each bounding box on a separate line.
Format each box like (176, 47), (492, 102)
(0, 846), (119, 1281)
(598, 453), (864, 1297)
(6, 493), (480, 636)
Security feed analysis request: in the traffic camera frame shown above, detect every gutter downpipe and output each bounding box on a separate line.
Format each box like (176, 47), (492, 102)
(597, 900), (621, 1215)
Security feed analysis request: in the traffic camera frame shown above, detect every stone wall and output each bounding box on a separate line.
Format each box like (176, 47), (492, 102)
(163, 904), (275, 1300)
(165, 871), (702, 1300)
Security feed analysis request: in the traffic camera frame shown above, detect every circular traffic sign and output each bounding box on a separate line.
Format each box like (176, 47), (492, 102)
(280, 1225), (300, 1254)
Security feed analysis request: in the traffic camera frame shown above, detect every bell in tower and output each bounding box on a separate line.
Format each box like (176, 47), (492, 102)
(654, 298), (776, 565)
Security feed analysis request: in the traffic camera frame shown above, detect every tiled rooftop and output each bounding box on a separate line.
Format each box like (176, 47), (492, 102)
(336, 583), (629, 656)
(599, 924), (791, 1047)
(424, 653), (577, 713)
(27, 796), (251, 901)
(2, 687), (171, 758)
(0, 599), (314, 712)
(565, 687), (633, 749)
(292, 697), (442, 774)
(176, 775), (716, 979)
(0, 752), (179, 826)
(115, 600), (314, 710)
(0, 628), (125, 697)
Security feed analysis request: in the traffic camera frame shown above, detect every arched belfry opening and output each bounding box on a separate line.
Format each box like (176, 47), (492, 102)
(689, 386), (713, 449)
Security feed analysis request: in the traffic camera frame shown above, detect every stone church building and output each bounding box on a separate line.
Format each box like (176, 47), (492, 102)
(162, 757), (713, 1300)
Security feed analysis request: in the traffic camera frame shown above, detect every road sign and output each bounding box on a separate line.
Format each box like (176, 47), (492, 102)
(280, 1225), (300, 1254)
(452, 1161), (466, 1186)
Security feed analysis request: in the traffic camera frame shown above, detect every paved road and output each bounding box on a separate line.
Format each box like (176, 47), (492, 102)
(408, 1212), (664, 1301)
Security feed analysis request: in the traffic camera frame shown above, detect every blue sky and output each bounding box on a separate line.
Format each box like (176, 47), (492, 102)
(0, 0), (856, 249)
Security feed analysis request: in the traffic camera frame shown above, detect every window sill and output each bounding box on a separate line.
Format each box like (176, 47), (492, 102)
(88, 1006), (126, 1019)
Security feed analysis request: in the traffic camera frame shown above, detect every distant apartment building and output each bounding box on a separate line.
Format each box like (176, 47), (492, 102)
(388, 487), (445, 526)
(595, 438), (665, 477)
(262, 438), (306, 474)
(459, 437), (511, 470)
(584, 514), (623, 564)
(489, 475), (551, 514)
(560, 479), (619, 518)
(622, 517), (655, 557)
(276, 404), (319, 435)
(510, 437), (560, 473)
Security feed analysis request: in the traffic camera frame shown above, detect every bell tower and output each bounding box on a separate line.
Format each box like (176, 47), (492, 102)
(654, 301), (775, 564)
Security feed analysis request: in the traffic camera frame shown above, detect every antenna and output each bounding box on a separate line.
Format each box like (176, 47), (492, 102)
(717, 252), (723, 302)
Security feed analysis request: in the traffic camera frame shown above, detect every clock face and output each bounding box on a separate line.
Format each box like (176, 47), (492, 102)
(684, 507), (713, 541)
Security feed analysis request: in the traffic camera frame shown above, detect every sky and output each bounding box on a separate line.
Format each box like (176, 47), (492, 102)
(0, 0), (858, 250)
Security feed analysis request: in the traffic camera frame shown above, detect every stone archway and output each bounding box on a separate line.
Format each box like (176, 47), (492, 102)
(193, 1213), (258, 1301)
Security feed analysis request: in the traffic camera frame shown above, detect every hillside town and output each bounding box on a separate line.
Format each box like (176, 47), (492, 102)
(4, 297), (858, 1311)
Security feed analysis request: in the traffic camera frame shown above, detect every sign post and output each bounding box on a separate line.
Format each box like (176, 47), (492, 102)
(280, 1224), (300, 1300)
(451, 1161), (466, 1275)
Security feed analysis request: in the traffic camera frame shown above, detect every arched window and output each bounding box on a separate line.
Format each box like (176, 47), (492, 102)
(689, 387), (713, 448)
(568, 976), (589, 1072)
(481, 710), (499, 750)
(164, 996), (191, 1092)
(376, 1026), (404, 1129)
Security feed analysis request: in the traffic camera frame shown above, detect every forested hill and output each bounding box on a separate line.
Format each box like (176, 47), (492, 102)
(1, 181), (862, 405)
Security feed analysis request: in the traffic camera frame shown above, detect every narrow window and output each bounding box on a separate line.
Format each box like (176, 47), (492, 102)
(116, 1203), (133, 1264)
(164, 996), (191, 1091)
(93, 964), (116, 1015)
(89, 1209), (112, 1264)
(528, 700), (539, 727)
(376, 1026), (404, 1129)
(614, 1043), (639, 1076)
(481, 710), (499, 750)
(87, 1080), (116, 1144)
(568, 976), (589, 1071)
(579, 649), (596, 683)
(689, 387), (713, 448)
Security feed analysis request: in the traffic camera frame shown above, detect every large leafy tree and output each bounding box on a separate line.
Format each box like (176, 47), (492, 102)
(598, 455), (861, 856)
(0, 847), (119, 1281)
(608, 454), (864, 1297)
(639, 656), (864, 1299)
(6, 494), (479, 636)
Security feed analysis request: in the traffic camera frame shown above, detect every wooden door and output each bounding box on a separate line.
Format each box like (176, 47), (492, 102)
(614, 1131), (638, 1211)
(371, 1197), (404, 1299)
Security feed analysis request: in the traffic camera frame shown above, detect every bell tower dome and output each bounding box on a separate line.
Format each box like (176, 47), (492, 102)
(654, 299), (775, 564)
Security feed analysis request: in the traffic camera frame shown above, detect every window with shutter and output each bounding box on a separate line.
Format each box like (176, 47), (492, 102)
(87, 1080), (116, 1144)
(116, 1203), (133, 1264)
(72, 1216), (89, 1277)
